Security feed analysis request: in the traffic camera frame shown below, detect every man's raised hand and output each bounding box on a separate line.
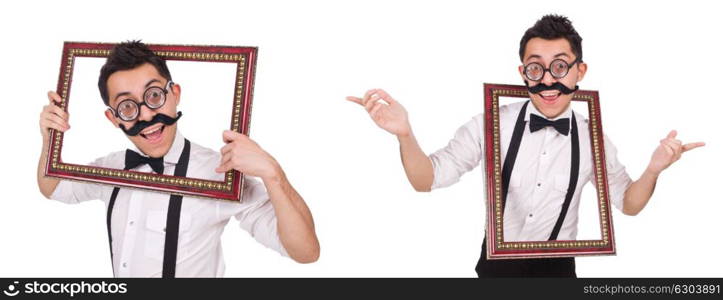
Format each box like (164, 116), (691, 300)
(346, 88), (412, 137)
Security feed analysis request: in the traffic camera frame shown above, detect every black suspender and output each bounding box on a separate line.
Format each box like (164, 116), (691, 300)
(106, 186), (123, 275)
(500, 101), (530, 214)
(548, 114), (579, 240)
(501, 101), (580, 241)
(106, 139), (191, 277)
(162, 139), (191, 277)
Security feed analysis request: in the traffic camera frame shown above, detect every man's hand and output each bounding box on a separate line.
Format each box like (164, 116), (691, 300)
(622, 130), (704, 215)
(216, 131), (320, 263)
(646, 130), (705, 176)
(347, 88), (433, 191)
(40, 91), (70, 140)
(37, 91), (68, 198)
(215, 130), (280, 181)
(346, 88), (411, 137)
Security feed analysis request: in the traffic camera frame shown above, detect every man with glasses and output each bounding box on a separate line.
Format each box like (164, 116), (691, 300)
(347, 15), (704, 277)
(37, 41), (320, 277)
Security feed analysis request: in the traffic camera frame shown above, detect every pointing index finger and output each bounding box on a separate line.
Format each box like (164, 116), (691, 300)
(682, 142), (705, 153)
(346, 96), (363, 105)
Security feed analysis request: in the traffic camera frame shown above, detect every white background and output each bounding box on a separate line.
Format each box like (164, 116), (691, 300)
(0, 0), (720, 277)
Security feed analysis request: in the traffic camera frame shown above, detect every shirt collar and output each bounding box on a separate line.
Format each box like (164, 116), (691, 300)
(131, 129), (185, 165)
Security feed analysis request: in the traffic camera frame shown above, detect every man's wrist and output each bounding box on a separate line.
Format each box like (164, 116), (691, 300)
(396, 126), (414, 141)
(261, 161), (284, 184)
(642, 166), (661, 180)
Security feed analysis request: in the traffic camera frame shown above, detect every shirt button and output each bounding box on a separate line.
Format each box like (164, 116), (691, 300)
(163, 227), (166, 232)
(122, 262), (127, 268)
(542, 151), (546, 155)
(129, 221), (134, 226)
(528, 213), (533, 218)
(537, 183), (541, 187)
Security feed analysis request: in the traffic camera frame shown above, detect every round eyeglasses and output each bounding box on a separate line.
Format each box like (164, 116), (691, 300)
(523, 58), (580, 82)
(109, 81), (174, 122)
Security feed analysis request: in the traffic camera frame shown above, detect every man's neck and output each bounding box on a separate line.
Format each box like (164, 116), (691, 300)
(529, 101), (571, 120)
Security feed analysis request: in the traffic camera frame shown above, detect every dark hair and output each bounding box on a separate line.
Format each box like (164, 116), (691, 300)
(98, 40), (172, 106)
(519, 14), (583, 62)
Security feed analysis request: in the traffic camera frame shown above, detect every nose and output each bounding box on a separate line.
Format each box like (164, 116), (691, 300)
(137, 103), (156, 122)
(541, 69), (557, 86)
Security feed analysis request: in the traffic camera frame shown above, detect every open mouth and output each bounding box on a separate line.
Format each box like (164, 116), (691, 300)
(538, 90), (561, 104)
(139, 124), (165, 143)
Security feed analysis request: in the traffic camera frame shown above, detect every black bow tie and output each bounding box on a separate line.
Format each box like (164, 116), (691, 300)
(124, 149), (165, 174)
(529, 114), (570, 136)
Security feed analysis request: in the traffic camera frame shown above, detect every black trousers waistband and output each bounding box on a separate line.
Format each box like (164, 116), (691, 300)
(475, 238), (576, 278)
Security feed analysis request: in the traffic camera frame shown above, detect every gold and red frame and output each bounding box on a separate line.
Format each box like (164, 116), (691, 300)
(483, 83), (616, 259)
(44, 41), (257, 201)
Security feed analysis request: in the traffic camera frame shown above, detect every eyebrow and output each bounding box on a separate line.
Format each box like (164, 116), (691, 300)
(525, 52), (572, 62)
(113, 79), (162, 102)
(145, 79), (161, 88)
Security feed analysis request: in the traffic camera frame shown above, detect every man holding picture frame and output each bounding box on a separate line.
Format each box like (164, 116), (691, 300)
(37, 41), (320, 277)
(347, 15), (704, 277)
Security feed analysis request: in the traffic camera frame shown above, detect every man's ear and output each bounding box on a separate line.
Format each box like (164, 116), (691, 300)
(576, 62), (588, 82)
(518, 65), (527, 82)
(104, 109), (120, 128)
(170, 82), (181, 106)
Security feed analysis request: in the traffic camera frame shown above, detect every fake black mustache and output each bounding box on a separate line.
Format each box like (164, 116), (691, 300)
(119, 112), (183, 136)
(526, 81), (579, 95)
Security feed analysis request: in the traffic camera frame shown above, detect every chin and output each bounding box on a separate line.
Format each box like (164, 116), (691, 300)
(130, 124), (176, 158)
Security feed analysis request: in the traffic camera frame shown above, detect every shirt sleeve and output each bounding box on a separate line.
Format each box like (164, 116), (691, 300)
(233, 177), (288, 257)
(429, 115), (484, 189)
(48, 157), (106, 204)
(602, 134), (633, 212)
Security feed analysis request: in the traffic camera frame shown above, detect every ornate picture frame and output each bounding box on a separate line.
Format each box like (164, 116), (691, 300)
(483, 83), (616, 259)
(44, 42), (257, 201)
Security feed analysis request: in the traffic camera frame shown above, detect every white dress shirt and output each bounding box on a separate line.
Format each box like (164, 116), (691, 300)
(50, 130), (288, 277)
(429, 100), (632, 241)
